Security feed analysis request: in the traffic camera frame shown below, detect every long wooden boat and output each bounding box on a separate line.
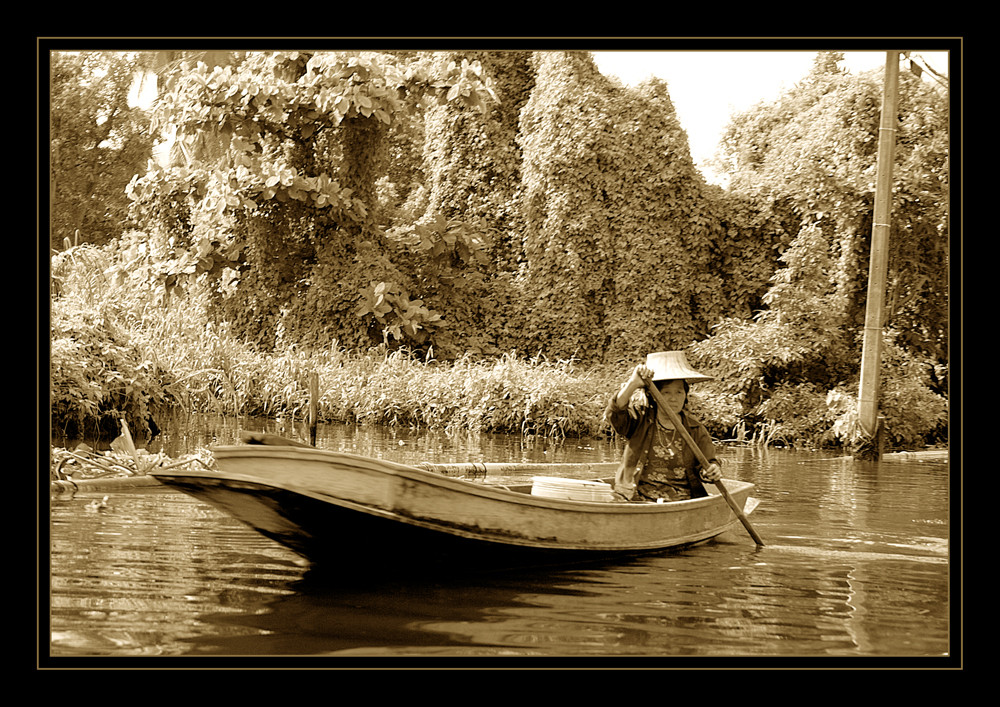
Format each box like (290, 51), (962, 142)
(150, 444), (759, 571)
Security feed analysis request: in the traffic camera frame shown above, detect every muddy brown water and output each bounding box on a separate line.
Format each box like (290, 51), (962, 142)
(46, 415), (955, 665)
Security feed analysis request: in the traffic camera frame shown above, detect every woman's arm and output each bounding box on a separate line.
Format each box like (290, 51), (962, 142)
(605, 364), (653, 438)
(690, 421), (722, 482)
(614, 364), (653, 409)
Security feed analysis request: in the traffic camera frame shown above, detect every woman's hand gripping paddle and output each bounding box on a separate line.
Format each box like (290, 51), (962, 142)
(644, 379), (765, 547)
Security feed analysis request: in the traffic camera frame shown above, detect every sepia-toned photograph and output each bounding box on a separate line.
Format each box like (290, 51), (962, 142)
(41, 36), (959, 670)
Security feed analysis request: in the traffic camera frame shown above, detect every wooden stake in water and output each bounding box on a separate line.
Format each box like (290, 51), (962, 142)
(309, 371), (319, 447)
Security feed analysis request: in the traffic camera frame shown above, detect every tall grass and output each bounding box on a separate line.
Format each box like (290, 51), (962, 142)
(49, 236), (617, 441)
(323, 349), (612, 438)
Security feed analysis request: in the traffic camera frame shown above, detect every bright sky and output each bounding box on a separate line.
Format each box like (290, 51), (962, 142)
(591, 50), (950, 184)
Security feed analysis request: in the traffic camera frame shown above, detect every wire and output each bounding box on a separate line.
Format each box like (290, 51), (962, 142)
(905, 52), (949, 89)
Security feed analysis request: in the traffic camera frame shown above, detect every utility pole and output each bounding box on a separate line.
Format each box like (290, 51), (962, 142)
(856, 51), (900, 461)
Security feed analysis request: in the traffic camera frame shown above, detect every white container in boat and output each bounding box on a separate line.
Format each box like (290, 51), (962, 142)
(530, 476), (615, 503)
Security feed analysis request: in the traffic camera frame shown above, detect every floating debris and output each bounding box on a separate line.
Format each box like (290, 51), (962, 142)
(51, 423), (216, 482)
(84, 495), (109, 512)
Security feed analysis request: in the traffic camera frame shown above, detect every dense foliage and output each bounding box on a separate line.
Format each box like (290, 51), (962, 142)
(690, 52), (949, 447)
(49, 235), (615, 441)
(125, 51), (498, 354)
(49, 49), (950, 449)
(123, 50), (767, 360)
(49, 51), (153, 250)
(51, 236), (176, 438)
(518, 53), (715, 358)
(417, 51), (535, 355)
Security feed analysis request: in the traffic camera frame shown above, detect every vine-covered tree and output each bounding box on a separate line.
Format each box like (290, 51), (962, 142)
(127, 51), (497, 352)
(517, 51), (732, 360)
(125, 49), (774, 364)
(50, 51), (153, 250)
(422, 50), (533, 269)
(406, 50), (535, 355)
(692, 51), (949, 448)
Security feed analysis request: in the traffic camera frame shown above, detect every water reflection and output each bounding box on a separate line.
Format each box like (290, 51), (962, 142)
(54, 412), (624, 467)
(50, 489), (306, 657)
(176, 533), (949, 659)
(48, 420), (953, 661)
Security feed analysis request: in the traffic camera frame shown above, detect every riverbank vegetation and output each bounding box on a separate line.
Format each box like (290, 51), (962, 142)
(47, 48), (951, 452)
(51, 238), (616, 441)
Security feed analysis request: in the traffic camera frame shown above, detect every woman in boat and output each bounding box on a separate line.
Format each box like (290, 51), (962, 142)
(605, 351), (722, 502)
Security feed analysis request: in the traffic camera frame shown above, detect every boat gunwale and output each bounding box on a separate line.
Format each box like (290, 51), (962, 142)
(204, 444), (755, 516)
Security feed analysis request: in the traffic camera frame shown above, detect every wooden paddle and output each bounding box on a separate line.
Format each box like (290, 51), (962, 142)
(644, 380), (765, 546)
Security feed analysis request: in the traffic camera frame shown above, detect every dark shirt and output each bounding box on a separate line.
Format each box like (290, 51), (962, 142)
(605, 393), (719, 501)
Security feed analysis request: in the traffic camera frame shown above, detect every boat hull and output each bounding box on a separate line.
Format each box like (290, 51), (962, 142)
(151, 445), (758, 569)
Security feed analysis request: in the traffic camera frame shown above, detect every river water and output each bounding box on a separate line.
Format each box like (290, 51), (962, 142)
(46, 416), (956, 666)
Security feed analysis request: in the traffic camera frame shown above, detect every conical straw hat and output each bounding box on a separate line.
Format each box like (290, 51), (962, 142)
(645, 351), (712, 382)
